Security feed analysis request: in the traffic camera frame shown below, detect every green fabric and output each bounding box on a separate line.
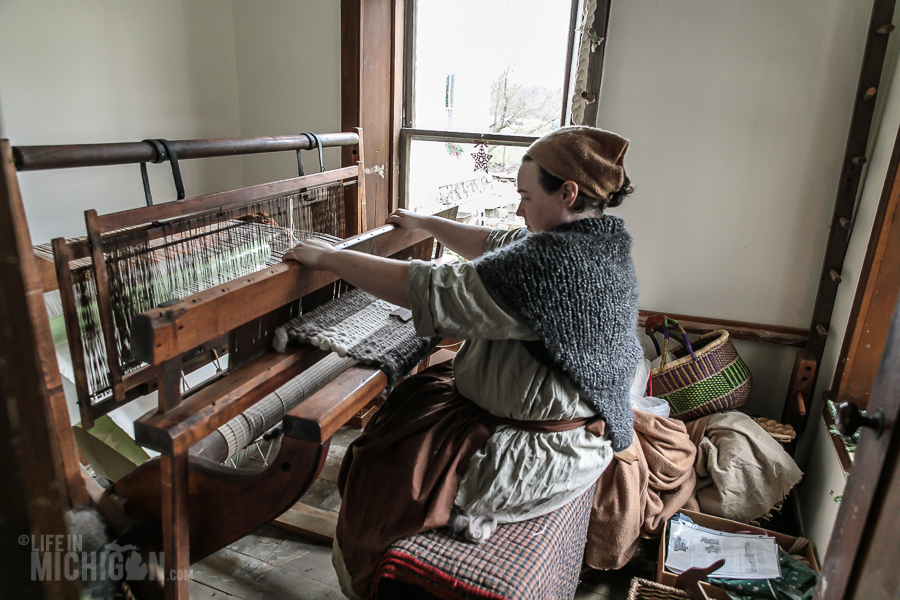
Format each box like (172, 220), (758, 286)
(710, 549), (818, 600)
(49, 314), (67, 346)
(74, 416), (150, 481)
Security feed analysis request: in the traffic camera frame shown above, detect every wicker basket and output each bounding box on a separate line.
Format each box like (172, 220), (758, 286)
(627, 577), (692, 599)
(647, 319), (752, 421)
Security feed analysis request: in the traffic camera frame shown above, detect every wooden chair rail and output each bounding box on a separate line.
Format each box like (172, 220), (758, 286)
(637, 311), (808, 347)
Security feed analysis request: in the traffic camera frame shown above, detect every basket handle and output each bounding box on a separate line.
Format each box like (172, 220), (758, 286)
(644, 315), (698, 370)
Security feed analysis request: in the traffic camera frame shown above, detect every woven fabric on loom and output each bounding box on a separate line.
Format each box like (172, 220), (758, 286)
(217, 353), (356, 457)
(275, 289), (439, 384)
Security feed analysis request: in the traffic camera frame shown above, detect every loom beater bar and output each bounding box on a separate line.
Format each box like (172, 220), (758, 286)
(129, 222), (428, 365)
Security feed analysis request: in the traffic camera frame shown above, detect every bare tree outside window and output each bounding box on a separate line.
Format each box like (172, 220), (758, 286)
(489, 65), (561, 136)
(405, 0), (572, 218)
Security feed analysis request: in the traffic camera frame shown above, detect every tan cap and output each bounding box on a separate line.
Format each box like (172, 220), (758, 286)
(525, 126), (629, 200)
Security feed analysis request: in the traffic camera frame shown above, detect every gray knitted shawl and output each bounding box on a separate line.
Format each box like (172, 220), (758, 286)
(473, 215), (641, 451)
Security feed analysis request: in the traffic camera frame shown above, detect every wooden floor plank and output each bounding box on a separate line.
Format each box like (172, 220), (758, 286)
(193, 547), (343, 600)
(318, 455), (342, 483)
(273, 503), (338, 544)
(189, 578), (243, 599)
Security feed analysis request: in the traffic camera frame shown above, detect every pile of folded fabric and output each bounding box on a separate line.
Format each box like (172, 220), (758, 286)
(584, 358), (803, 570)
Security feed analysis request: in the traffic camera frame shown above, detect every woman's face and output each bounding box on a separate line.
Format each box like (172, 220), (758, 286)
(515, 160), (578, 233)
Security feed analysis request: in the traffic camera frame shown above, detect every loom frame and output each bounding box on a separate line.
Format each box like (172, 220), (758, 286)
(11, 129), (451, 599)
(116, 218), (443, 600)
(46, 131), (368, 428)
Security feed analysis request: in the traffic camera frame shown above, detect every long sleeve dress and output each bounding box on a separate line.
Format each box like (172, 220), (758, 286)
(407, 228), (613, 528)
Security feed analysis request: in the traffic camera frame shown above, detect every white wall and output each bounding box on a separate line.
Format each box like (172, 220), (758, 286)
(796, 21), (900, 554)
(599, 1), (873, 420)
(0, 0), (243, 244)
(230, 0), (342, 187)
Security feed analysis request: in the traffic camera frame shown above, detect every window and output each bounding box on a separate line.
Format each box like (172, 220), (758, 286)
(401, 0), (597, 226)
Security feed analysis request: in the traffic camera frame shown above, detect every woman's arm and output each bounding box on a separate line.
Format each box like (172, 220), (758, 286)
(387, 209), (492, 260)
(282, 239), (410, 308)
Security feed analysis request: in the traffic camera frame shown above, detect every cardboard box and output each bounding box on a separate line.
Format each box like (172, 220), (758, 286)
(657, 510), (819, 600)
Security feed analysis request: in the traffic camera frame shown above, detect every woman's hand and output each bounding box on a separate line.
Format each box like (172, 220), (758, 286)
(386, 209), (431, 232)
(282, 238), (337, 270)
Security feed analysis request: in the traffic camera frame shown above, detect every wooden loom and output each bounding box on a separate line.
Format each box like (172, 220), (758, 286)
(9, 130), (450, 599)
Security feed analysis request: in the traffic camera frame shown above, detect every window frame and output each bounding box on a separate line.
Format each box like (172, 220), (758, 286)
(398, 0), (608, 209)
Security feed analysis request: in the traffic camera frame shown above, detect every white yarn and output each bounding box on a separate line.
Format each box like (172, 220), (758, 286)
(570, 0), (597, 126)
(44, 290), (64, 319)
(273, 327), (290, 353)
(448, 511), (499, 544)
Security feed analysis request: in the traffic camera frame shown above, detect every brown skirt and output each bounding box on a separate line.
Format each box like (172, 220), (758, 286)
(335, 362), (604, 597)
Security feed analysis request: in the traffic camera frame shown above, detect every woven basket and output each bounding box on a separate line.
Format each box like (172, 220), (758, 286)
(627, 577), (691, 600)
(753, 417), (796, 442)
(647, 318), (752, 421)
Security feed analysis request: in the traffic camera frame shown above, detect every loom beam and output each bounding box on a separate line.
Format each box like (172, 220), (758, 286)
(133, 346), (325, 455)
(13, 133), (360, 171)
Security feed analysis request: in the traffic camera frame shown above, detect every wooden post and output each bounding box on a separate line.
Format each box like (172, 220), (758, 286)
(781, 350), (817, 435)
(389, 0), (406, 215)
(157, 357), (188, 598)
(0, 138), (81, 599)
(342, 0), (395, 230)
(52, 238), (95, 430)
(160, 452), (190, 599)
(356, 127), (367, 234)
(581, 0), (612, 127)
(85, 209), (125, 401)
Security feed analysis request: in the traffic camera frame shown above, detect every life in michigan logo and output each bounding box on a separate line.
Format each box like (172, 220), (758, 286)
(23, 534), (175, 582)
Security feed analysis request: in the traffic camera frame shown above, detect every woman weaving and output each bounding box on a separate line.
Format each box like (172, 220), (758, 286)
(283, 126), (642, 599)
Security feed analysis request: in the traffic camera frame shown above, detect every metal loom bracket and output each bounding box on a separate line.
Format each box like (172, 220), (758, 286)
(296, 132), (325, 177)
(139, 138), (186, 206)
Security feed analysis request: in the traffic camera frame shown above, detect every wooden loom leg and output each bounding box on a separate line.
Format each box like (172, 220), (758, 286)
(161, 453), (190, 599)
(0, 139), (81, 599)
(106, 437), (329, 564)
(158, 357), (188, 597)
